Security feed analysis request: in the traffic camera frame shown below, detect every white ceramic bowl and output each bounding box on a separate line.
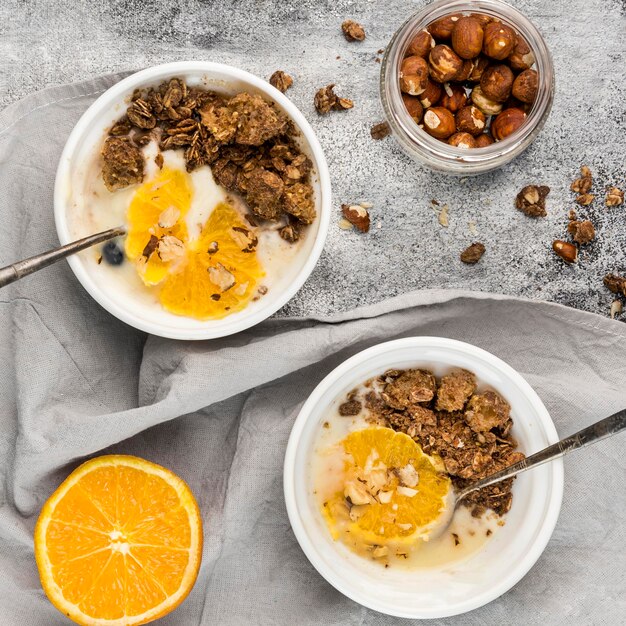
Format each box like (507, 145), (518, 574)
(54, 62), (331, 340)
(284, 337), (563, 619)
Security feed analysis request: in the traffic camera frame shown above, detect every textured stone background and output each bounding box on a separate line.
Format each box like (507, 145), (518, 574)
(0, 0), (625, 318)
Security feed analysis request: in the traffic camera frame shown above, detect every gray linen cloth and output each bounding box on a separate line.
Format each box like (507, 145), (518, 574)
(0, 76), (625, 625)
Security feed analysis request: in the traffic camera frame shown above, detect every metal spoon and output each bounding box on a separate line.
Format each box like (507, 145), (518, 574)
(0, 226), (125, 288)
(433, 408), (626, 536)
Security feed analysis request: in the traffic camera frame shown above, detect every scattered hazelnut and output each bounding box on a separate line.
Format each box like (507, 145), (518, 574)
(400, 55), (430, 95)
(342, 19), (366, 42)
(552, 240), (578, 264)
(509, 36), (535, 71)
(423, 107), (456, 139)
(491, 107), (526, 140)
(606, 186), (624, 206)
(474, 132), (494, 147)
(269, 70), (293, 93)
(515, 184), (549, 217)
(407, 29), (436, 57)
(341, 204), (370, 232)
(453, 59), (474, 81)
(512, 69), (538, 103)
(451, 16), (484, 59)
(448, 132), (477, 149)
(456, 105), (486, 135)
(470, 85), (503, 116)
(401, 93), (424, 121)
(604, 273), (626, 297)
(482, 22), (516, 60)
(418, 80), (442, 108)
(427, 14), (461, 40)
(468, 56), (490, 82)
(460, 242), (486, 264)
(440, 83), (468, 113)
(370, 121), (391, 140)
(567, 219), (595, 244)
(429, 44), (464, 83)
(480, 64), (514, 102)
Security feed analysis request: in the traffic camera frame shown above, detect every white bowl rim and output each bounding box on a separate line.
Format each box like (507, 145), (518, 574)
(284, 336), (564, 619)
(54, 61), (331, 340)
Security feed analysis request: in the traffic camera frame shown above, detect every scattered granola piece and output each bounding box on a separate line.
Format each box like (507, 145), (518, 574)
(460, 242), (485, 264)
(269, 70), (293, 93)
(567, 219), (595, 244)
(603, 273), (626, 297)
(515, 185), (550, 217)
(465, 391), (510, 433)
(341, 204), (370, 232)
(341, 19), (366, 42)
(606, 186), (624, 207)
(339, 398), (362, 416)
(370, 121), (391, 140)
(575, 193), (595, 206)
(101, 137), (144, 191)
(571, 166), (592, 193)
(436, 370), (477, 412)
(610, 300), (623, 320)
(383, 369), (436, 409)
(154, 152), (164, 169)
(314, 84), (354, 114)
(278, 220), (300, 243)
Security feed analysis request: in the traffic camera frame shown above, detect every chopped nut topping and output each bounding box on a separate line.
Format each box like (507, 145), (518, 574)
(606, 186), (624, 207)
(157, 205), (180, 228)
(142, 234), (159, 258)
(207, 241), (219, 254)
(515, 184), (550, 217)
(460, 242), (485, 264)
(157, 235), (185, 262)
(269, 70), (293, 93)
(396, 486), (418, 498)
(397, 464), (420, 488)
(230, 226), (258, 253)
(342, 19), (366, 42)
(344, 480), (373, 505)
(372, 546), (389, 558)
(370, 121), (391, 140)
(154, 153), (164, 169)
(341, 204), (370, 232)
(314, 84), (354, 114)
(207, 263), (236, 292)
(567, 219), (595, 245)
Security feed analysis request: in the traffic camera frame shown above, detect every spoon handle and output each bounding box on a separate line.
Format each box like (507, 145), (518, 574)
(0, 227), (126, 289)
(457, 408), (626, 501)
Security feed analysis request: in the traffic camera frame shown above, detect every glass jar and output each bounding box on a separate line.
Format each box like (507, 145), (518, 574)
(380, 0), (554, 175)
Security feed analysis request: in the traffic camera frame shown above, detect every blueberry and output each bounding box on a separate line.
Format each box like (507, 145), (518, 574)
(102, 241), (124, 266)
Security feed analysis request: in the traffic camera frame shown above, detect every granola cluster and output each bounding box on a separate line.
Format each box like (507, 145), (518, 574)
(343, 368), (525, 517)
(102, 78), (316, 242)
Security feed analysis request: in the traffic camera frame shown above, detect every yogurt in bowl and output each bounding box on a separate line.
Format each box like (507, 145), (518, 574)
(54, 62), (331, 340)
(284, 337), (563, 618)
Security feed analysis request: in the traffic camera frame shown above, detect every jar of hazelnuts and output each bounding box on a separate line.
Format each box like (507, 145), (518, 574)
(380, 0), (554, 174)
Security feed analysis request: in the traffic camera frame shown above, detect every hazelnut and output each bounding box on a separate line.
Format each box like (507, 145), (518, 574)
(407, 29), (436, 57)
(455, 105), (486, 136)
(482, 22), (516, 60)
(423, 107), (456, 139)
(451, 17), (484, 59)
(509, 36), (535, 71)
(503, 96), (531, 113)
(448, 132), (477, 149)
(427, 14), (461, 40)
(491, 107), (527, 140)
(418, 79), (442, 108)
(468, 56), (490, 82)
(470, 85), (503, 116)
(401, 93), (424, 122)
(453, 59), (474, 81)
(429, 44), (463, 83)
(470, 13), (493, 28)
(474, 132), (494, 147)
(440, 83), (468, 113)
(400, 55), (430, 95)
(512, 69), (538, 103)
(480, 64), (514, 102)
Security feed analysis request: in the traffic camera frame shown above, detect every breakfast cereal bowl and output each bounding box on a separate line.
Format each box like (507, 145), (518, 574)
(284, 337), (563, 618)
(54, 62), (331, 340)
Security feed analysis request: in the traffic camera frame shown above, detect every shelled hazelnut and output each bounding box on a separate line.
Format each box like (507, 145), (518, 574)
(398, 10), (540, 149)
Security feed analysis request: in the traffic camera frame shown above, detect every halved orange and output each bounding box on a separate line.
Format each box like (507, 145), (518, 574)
(34, 455), (203, 626)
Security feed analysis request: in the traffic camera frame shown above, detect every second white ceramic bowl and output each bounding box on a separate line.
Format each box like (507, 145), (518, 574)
(284, 337), (563, 619)
(54, 62), (331, 340)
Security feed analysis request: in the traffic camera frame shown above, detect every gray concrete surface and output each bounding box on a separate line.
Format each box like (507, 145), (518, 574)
(1, 0), (625, 318)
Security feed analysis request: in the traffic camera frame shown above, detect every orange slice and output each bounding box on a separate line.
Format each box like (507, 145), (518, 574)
(159, 202), (264, 319)
(323, 427), (450, 547)
(34, 455), (203, 626)
(125, 168), (192, 286)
